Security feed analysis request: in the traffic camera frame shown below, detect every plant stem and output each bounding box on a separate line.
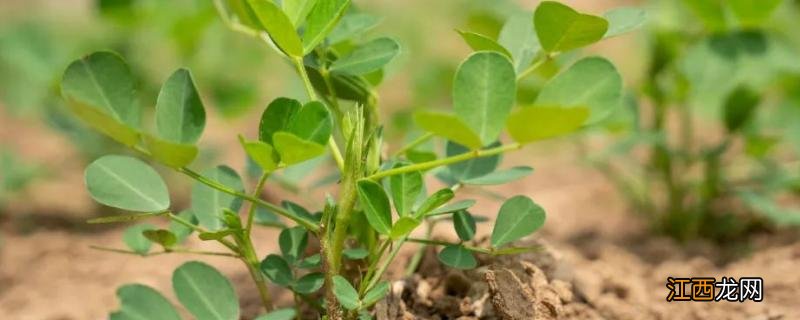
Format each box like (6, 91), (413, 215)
(363, 238), (405, 295)
(404, 221), (434, 276)
(166, 212), (239, 251)
(392, 133), (434, 157)
(368, 143), (523, 181)
(405, 237), (492, 254)
(89, 245), (240, 258)
(516, 54), (551, 81)
(246, 172), (271, 233)
(178, 167), (320, 232)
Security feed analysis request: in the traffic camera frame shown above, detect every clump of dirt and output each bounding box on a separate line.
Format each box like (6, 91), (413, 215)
(376, 236), (800, 320)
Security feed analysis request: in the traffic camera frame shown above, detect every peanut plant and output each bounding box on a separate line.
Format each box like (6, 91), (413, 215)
(588, 0), (800, 243)
(60, 1), (632, 319)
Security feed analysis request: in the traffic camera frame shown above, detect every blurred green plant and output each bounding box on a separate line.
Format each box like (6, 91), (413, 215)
(588, 0), (800, 242)
(56, 1), (631, 319)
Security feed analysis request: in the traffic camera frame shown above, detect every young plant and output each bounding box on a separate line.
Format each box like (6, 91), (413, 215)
(61, 1), (628, 318)
(589, 0), (800, 242)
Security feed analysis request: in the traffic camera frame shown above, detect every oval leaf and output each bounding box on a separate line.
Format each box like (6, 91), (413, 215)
(445, 141), (501, 181)
(330, 37), (400, 75)
(413, 111), (482, 149)
(415, 188), (455, 218)
(491, 195), (546, 247)
(453, 52), (516, 144)
(191, 166), (244, 231)
(603, 7), (646, 38)
(390, 216), (421, 240)
(172, 261), (240, 320)
(286, 101), (332, 145)
(143, 134), (199, 168)
(356, 179), (392, 235)
(506, 107), (589, 144)
(123, 223), (155, 255)
(260, 254), (294, 287)
(273, 131), (327, 165)
(332, 275), (360, 310)
(279, 226), (309, 264)
(453, 211), (476, 241)
(155, 68), (206, 144)
(255, 308), (297, 320)
(427, 199), (477, 216)
(302, 0), (350, 53)
(457, 30), (512, 58)
(239, 136), (279, 172)
(362, 281), (389, 307)
(283, 0), (318, 27)
(498, 12), (541, 73)
(534, 1), (608, 53)
(438, 245), (477, 269)
(142, 229), (178, 249)
(292, 272), (324, 294)
(259, 97), (300, 144)
(328, 13), (381, 44)
(389, 162), (423, 216)
(85, 155), (170, 212)
(246, 0), (304, 57)
(110, 284), (181, 320)
(535, 57), (622, 124)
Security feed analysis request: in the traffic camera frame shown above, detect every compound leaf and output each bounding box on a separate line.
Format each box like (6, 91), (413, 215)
(85, 155), (170, 212)
(491, 195), (546, 247)
(155, 68), (205, 144)
(173, 261), (239, 320)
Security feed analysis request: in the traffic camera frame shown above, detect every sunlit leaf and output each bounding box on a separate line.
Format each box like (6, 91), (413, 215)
(534, 1), (608, 53)
(453, 52), (516, 144)
(603, 7), (646, 38)
(142, 134), (199, 168)
(413, 112), (482, 149)
(239, 136), (279, 173)
(506, 107), (589, 143)
(330, 37), (400, 75)
(491, 195), (545, 247)
(142, 229), (177, 249)
(415, 188), (454, 218)
(729, 0), (782, 27)
(535, 57), (622, 124)
(283, 0), (318, 27)
(302, 0), (351, 54)
(247, 0), (303, 57)
(390, 216), (421, 240)
(155, 68), (206, 144)
(680, 0), (726, 31)
(273, 131), (327, 164)
(85, 155), (170, 212)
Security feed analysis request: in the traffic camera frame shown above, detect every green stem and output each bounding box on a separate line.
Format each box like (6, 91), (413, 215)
(516, 54), (551, 81)
(246, 172), (271, 233)
(405, 237), (492, 254)
(362, 238), (405, 295)
(166, 212), (238, 251)
(368, 143), (523, 181)
(404, 221), (434, 276)
(178, 167), (319, 232)
(89, 245), (240, 258)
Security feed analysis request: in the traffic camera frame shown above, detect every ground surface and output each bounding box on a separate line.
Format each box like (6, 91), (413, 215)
(2, 106), (799, 319)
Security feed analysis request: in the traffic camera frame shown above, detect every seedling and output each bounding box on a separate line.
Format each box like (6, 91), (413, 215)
(61, 1), (630, 318)
(589, 1), (800, 242)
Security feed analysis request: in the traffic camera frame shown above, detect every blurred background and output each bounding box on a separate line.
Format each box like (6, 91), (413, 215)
(1, 0), (800, 319)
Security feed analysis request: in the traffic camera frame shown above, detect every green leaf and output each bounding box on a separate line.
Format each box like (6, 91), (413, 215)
(191, 166), (244, 231)
(457, 30), (512, 58)
(413, 111), (483, 149)
(259, 97), (300, 145)
(332, 275), (360, 310)
(343, 247), (369, 259)
(273, 131), (327, 164)
(389, 162), (423, 216)
(427, 199), (476, 216)
(415, 188), (455, 218)
(223, 0), (261, 29)
(390, 216), (421, 240)
(61, 51), (139, 129)
(292, 272), (324, 294)
(498, 12), (540, 73)
(198, 229), (237, 241)
(62, 95), (140, 146)
(356, 179), (392, 235)
(155, 68), (205, 144)
(328, 13), (381, 44)
(535, 57), (622, 124)
(123, 223), (155, 255)
(255, 207), (286, 228)
(306, 66), (373, 104)
(462, 166), (534, 185)
(298, 253), (322, 269)
(222, 209), (243, 229)
(173, 261), (239, 320)
(279, 226), (308, 264)
(534, 1), (608, 53)
(446, 141), (501, 181)
(260, 254), (294, 287)
(603, 7), (646, 38)
(286, 101), (332, 145)
(453, 211), (476, 241)
(723, 86), (760, 133)
(170, 210), (197, 243)
(255, 308), (297, 320)
(492, 195), (546, 247)
(362, 281), (389, 307)
(239, 136), (279, 172)
(85, 155), (170, 212)
(110, 284), (181, 320)
(453, 52), (516, 144)
(330, 37), (400, 75)
(507, 107), (589, 144)
(680, 0), (726, 31)
(246, 0), (304, 57)
(729, 0), (782, 27)
(437, 245), (477, 269)
(142, 134), (199, 168)
(302, 0), (351, 54)
(283, 0), (318, 27)
(142, 229), (178, 249)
